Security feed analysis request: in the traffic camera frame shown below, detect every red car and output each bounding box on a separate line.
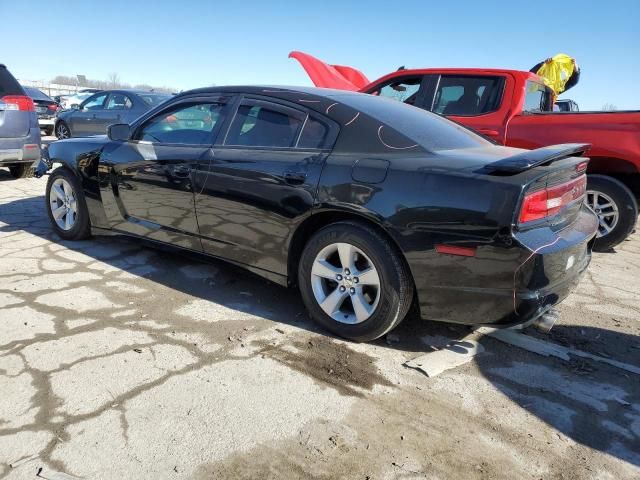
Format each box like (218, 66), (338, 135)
(291, 52), (640, 251)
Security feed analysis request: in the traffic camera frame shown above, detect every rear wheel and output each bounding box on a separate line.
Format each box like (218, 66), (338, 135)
(298, 221), (414, 342)
(45, 167), (91, 240)
(9, 164), (34, 178)
(55, 121), (71, 139)
(586, 175), (638, 251)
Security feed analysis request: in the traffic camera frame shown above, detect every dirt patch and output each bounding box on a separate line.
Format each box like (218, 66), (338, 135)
(256, 336), (392, 397)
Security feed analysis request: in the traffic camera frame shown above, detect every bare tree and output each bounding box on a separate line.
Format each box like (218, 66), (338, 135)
(107, 72), (121, 88)
(601, 103), (618, 111)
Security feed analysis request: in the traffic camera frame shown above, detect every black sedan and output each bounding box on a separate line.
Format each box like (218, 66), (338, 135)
(45, 86), (598, 341)
(54, 89), (171, 139)
(23, 87), (60, 136)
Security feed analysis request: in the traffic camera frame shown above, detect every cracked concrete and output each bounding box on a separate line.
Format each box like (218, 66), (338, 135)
(1, 173), (639, 479)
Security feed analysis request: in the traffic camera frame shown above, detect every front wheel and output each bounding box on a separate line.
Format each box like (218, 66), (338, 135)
(55, 121), (71, 139)
(298, 221), (414, 342)
(586, 175), (638, 252)
(45, 167), (91, 240)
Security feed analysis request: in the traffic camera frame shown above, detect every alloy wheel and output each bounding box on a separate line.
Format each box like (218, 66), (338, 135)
(586, 190), (619, 238)
(310, 242), (381, 324)
(56, 123), (70, 139)
(49, 178), (77, 231)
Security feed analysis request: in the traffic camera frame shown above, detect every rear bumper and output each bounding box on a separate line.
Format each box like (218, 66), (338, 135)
(0, 129), (41, 166)
(416, 206), (598, 326)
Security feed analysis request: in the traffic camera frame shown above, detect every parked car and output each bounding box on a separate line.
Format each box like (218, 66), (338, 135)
(56, 92), (95, 110)
(23, 87), (59, 136)
(291, 51), (640, 251)
(555, 99), (579, 112)
(54, 89), (171, 139)
(45, 86), (597, 341)
(0, 64), (40, 178)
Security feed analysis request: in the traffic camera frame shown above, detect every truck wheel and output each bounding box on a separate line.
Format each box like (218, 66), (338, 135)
(586, 175), (638, 252)
(45, 167), (91, 240)
(9, 164), (34, 179)
(298, 221), (414, 342)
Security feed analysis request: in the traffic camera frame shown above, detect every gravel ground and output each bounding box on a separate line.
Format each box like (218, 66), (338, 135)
(1, 171), (639, 479)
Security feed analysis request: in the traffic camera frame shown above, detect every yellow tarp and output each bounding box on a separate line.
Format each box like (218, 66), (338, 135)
(534, 53), (577, 95)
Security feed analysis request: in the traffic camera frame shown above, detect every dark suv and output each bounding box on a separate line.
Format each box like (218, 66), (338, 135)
(0, 64), (41, 178)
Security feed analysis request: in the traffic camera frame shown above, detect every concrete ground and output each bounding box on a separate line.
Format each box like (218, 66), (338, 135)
(1, 171), (639, 480)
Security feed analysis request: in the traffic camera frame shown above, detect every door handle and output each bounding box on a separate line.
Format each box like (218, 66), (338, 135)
(284, 172), (306, 185)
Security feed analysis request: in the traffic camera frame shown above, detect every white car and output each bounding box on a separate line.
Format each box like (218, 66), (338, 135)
(58, 92), (95, 110)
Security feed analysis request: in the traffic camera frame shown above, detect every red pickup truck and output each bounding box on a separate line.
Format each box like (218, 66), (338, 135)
(291, 52), (640, 251)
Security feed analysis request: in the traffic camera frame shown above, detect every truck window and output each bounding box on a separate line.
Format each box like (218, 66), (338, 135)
(369, 77), (422, 105)
(523, 81), (552, 113)
(432, 75), (504, 116)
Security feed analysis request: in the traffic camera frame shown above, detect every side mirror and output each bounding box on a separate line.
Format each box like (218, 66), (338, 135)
(108, 123), (131, 141)
(70, 103), (80, 110)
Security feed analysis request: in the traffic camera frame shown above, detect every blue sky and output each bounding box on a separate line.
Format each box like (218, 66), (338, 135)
(2, 0), (638, 110)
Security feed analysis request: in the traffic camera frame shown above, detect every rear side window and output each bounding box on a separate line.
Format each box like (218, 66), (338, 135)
(137, 102), (226, 145)
(336, 93), (489, 151)
(0, 66), (25, 96)
(297, 117), (330, 149)
(225, 104), (304, 148)
(432, 75), (504, 115)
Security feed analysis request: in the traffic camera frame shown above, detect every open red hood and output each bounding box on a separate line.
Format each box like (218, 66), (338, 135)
(289, 51), (370, 91)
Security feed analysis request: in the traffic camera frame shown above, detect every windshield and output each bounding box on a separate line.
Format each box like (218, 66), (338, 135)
(333, 92), (489, 151)
(24, 87), (53, 101)
(139, 93), (172, 106)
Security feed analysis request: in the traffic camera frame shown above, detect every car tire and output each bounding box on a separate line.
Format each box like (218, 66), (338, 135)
(298, 221), (414, 342)
(55, 121), (71, 139)
(9, 164), (34, 179)
(586, 174), (638, 252)
(45, 167), (91, 240)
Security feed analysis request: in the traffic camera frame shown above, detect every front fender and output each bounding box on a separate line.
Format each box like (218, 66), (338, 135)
(48, 138), (110, 228)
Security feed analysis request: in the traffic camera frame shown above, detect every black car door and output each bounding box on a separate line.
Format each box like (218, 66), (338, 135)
(193, 96), (337, 276)
(98, 96), (232, 251)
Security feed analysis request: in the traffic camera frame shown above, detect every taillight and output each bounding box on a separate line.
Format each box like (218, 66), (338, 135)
(47, 104), (58, 112)
(0, 95), (35, 111)
(519, 175), (587, 224)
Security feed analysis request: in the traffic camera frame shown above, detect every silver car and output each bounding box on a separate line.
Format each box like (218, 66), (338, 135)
(0, 64), (41, 178)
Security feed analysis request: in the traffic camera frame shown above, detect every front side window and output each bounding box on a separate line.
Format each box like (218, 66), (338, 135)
(432, 75), (503, 116)
(370, 77), (422, 105)
(136, 102), (225, 145)
(523, 81), (551, 113)
(225, 104), (304, 148)
(106, 94), (132, 110)
(82, 93), (108, 111)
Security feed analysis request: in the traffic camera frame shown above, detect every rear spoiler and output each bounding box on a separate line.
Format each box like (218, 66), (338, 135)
(484, 143), (590, 174)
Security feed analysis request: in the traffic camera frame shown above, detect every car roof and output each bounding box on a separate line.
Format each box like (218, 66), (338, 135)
(177, 85), (364, 100)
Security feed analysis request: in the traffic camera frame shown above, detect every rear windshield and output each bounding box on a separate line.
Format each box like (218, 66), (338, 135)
(333, 93), (489, 151)
(24, 87), (53, 101)
(0, 66), (25, 96)
(139, 93), (172, 106)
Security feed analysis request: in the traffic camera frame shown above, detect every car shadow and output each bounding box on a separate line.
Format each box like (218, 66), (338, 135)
(1, 188), (638, 469)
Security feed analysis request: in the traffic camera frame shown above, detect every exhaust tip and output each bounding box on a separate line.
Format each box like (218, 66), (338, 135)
(533, 308), (559, 333)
